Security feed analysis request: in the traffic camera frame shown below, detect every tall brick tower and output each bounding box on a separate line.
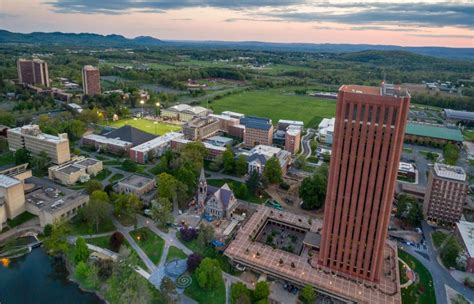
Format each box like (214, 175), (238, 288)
(319, 83), (410, 282)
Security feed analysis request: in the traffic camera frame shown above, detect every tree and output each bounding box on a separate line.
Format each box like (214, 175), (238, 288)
(235, 155), (248, 177)
(85, 179), (102, 195)
(197, 224), (215, 248)
(263, 156), (282, 184)
(299, 285), (316, 304)
(231, 282), (251, 304)
(187, 253), (203, 272)
(222, 147), (235, 174)
(74, 261), (89, 282)
(299, 172), (327, 210)
(253, 281), (270, 302)
(195, 258), (222, 290)
(43, 224), (53, 236)
(43, 221), (70, 255)
(396, 194), (423, 227)
(109, 232), (125, 253)
(441, 237), (462, 268)
(235, 183), (248, 199)
(157, 172), (178, 201)
(161, 277), (179, 304)
(0, 110), (15, 126)
(113, 193), (142, 216)
(443, 143), (460, 165)
(122, 159), (138, 172)
(177, 142), (208, 172)
(14, 148), (31, 165)
(209, 154), (223, 172)
(246, 170), (263, 195)
(81, 192), (111, 232)
(180, 227), (198, 241)
(30, 151), (51, 176)
(150, 197), (173, 228)
(74, 237), (90, 264)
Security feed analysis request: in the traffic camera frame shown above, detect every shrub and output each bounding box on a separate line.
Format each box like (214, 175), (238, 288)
(109, 232), (125, 253)
(180, 227), (198, 242)
(187, 253), (203, 273)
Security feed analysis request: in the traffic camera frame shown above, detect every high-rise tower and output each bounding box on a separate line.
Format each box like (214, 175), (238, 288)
(319, 83), (410, 282)
(82, 65), (101, 96)
(17, 58), (50, 87)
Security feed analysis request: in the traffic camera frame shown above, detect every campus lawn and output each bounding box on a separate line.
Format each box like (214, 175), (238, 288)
(398, 250), (436, 304)
(109, 173), (124, 183)
(207, 178), (269, 204)
(104, 118), (181, 136)
(130, 227), (165, 264)
(69, 217), (115, 235)
(432, 231), (449, 249)
(166, 246), (188, 262)
(93, 169), (111, 181)
(184, 272), (226, 304)
(6, 211), (37, 228)
(463, 130), (474, 142)
(85, 235), (111, 249)
(205, 89), (336, 128)
(0, 152), (15, 167)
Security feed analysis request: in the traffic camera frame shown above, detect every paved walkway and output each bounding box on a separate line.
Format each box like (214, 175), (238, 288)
(0, 218), (42, 242)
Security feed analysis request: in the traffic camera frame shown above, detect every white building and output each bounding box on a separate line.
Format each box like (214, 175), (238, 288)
(246, 145), (291, 175)
(318, 118), (335, 145)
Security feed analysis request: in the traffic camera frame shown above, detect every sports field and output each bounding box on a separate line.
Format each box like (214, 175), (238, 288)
(105, 118), (181, 135)
(206, 89), (336, 128)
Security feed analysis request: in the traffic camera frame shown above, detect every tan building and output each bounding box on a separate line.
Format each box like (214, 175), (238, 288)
(161, 104), (211, 122)
(0, 164), (32, 231)
(423, 163), (468, 226)
(48, 157), (103, 185)
(115, 174), (156, 201)
(17, 58), (50, 87)
(25, 188), (89, 227)
(7, 125), (71, 164)
(240, 116), (273, 147)
(183, 116), (221, 140)
(82, 65), (101, 96)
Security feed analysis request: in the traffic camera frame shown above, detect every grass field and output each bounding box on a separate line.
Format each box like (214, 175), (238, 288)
(0, 152), (15, 167)
(464, 130), (474, 142)
(399, 250), (436, 304)
(104, 118), (181, 135)
(130, 227), (165, 264)
(166, 246), (188, 262)
(185, 272), (226, 304)
(206, 89), (336, 128)
(432, 231), (449, 249)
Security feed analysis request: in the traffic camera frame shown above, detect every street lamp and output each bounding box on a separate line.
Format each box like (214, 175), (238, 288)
(155, 102), (160, 117)
(140, 100), (145, 117)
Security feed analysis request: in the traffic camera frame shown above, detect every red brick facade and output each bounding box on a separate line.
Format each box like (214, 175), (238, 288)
(319, 84), (410, 282)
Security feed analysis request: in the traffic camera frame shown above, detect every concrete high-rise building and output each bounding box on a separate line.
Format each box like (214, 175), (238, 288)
(17, 59), (50, 87)
(423, 163), (468, 226)
(7, 125), (71, 164)
(82, 65), (101, 96)
(319, 83), (410, 282)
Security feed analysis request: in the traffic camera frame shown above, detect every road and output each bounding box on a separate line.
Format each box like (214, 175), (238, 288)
(400, 222), (474, 303)
(300, 129), (315, 159)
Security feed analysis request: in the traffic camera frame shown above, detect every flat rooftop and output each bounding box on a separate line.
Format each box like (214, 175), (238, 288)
(130, 132), (183, 153)
(58, 165), (83, 175)
(434, 163), (466, 181)
(225, 205), (401, 304)
(26, 188), (87, 214)
(8, 125), (68, 144)
(405, 122), (464, 142)
(457, 221), (474, 257)
(76, 158), (100, 167)
(83, 134), (132, 148)
(0, 174), (21, 188)
(340, 83), (409, 98)
(119, 174), (154, 188)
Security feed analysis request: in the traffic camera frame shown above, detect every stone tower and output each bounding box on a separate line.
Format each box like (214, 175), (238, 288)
(197, 168), (207, 212)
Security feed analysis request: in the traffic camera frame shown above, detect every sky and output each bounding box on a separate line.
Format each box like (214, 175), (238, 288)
(0, 0), (473, 47)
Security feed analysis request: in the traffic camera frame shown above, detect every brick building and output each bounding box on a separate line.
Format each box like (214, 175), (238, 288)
(423, 163), (468, 226)
(182, 116), (221, 140)
(240, 116), (273, 147)
(319, 83), (410, 283)
(17, 58), (50, 87)
(82, 65), (101, 96)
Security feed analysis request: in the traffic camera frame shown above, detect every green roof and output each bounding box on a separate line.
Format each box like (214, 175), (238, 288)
(405, 122), (464, 142)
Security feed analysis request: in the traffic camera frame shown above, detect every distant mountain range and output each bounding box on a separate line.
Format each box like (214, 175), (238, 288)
(1, 29), (472, 60)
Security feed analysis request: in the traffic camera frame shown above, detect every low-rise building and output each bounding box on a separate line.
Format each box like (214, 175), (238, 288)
(161, 104), (211, 122)
(318, 118), (335, 145)
(444, 109), (474, 124)
(398, 162), (416, 182)
(25, 187), (88, 227)
(241, 116), (273, 147)
(456, 221), (474, 273)
(204, 136), (234, 147)
(183, 116), (221, 140)
(7, 124), (71, 164)
(423, 163), (469, 226)
(246, 145), (291, 175)
(130, 132), (184, 164)
(170, 138), (226, 160)
(115, 174), (156, 201)
(405, 122), (464, 146)
(197, 169), (237, 219)
(48, 157), (103, 185)
(277, 119), (304, 131)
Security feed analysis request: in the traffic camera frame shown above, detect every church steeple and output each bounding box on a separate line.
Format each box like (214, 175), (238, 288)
(197, 168), (207, 210)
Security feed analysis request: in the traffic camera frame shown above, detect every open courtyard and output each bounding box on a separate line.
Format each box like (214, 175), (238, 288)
(104, 118), (182, 135)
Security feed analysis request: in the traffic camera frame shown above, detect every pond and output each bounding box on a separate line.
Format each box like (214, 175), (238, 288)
(0, 247), (103, 304)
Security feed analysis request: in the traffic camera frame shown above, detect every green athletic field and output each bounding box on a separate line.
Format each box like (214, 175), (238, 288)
(205, 89), (336, 128)
(105, 118), (181, 135)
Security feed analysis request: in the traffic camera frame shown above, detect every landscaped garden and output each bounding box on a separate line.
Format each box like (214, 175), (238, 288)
(130, 227), (165, 264)
(103, 118), (181, 135)
(6, 211), (37, 228)
(184, 272), (226, 304)
(398, 250), (436, 304)
(166, 246), (187, 262)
